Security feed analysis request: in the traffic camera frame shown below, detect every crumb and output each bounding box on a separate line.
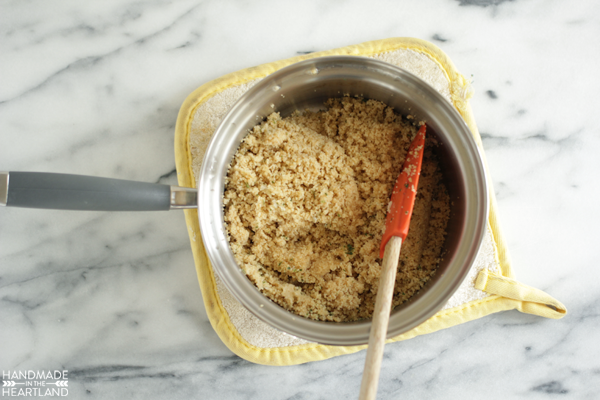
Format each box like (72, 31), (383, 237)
(224, 97), (450, 322)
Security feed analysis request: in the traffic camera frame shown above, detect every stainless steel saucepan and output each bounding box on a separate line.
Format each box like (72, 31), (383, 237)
(1, 56), (488, 345)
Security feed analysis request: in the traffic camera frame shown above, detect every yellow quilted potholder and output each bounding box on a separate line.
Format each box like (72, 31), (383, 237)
(174, 38), (566, 366)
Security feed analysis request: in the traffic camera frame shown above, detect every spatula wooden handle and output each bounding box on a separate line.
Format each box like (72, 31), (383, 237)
(359, 235), (403, 400)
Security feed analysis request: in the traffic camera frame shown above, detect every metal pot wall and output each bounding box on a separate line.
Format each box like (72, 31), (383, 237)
(199, 56), (488, 345)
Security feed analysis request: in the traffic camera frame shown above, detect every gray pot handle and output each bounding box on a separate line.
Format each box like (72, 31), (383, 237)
(0, 172), (197, 211)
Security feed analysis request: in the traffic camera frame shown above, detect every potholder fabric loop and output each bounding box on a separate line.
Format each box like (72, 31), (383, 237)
(475, 270), (567, 319)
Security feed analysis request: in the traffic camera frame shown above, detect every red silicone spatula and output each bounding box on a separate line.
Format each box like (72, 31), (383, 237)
(359, 124), (426, 400)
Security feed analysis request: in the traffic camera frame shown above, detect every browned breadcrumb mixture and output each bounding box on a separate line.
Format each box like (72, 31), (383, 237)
(223, 97), (450, 322)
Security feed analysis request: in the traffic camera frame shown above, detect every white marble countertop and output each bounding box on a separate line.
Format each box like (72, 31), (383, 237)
(1, 1), (599, 399)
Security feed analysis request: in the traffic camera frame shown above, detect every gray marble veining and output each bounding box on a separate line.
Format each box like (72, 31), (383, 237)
(2, 0), (599, 398)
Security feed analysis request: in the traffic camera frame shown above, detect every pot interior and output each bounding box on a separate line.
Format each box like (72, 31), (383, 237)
(198, 56), (487, 345)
